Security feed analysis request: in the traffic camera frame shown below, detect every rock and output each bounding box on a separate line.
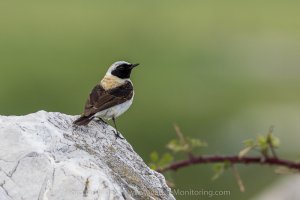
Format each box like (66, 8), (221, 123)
(0, 111), (175, 200)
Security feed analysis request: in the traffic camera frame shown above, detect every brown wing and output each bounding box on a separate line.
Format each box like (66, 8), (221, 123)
(83, 81), (133, 117)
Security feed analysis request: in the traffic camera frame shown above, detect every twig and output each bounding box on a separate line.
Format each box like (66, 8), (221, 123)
(157, 155), (300, 173)
(266, 126), (278, 158)
(173, 123), (194, 159)
(231, 164), (245, 192)
(173, 124), (186, 144)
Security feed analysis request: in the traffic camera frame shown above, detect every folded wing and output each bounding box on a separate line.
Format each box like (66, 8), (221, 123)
(83, 81), (133, 117)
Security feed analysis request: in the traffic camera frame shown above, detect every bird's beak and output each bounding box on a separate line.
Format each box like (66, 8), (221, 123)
(131, 63), (139, 68)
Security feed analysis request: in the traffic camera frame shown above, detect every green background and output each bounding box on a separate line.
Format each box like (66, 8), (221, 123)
(1, 1), (300, 199)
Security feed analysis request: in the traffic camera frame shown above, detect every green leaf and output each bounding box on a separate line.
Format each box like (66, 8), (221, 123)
(257, 135), (268, 151)
(187, 137), (207, 148)
(212, 163), (225, 180)
(158, 153), (174, 167)
(149, 151), (173, 170)
(150, 151), (159, 163)
(243, 139), (255, 147)
(240, 133), (280, 158)
(149, 163), (157, 170)
(167, 139), (189, 153)
(269, 135), (280, 148)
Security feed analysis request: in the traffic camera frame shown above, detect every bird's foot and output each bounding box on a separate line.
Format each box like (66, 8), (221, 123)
(94, 117), (108, 125)
(114, 130), (125, 140)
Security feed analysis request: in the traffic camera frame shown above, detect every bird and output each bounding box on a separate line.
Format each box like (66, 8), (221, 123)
(73, 61), (139, 139)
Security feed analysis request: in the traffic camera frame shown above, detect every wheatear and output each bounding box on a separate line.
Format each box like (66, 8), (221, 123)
(73, 61), (139, 139)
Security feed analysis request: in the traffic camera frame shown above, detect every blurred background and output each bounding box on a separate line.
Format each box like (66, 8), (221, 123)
(1, 1), (300, 199)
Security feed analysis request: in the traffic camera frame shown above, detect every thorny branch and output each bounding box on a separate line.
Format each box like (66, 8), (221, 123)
(150, 125), (300, 192)
(157, 155), (300, 173)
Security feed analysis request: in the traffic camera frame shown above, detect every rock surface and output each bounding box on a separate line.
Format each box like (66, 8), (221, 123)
(0, 111), (175, 200)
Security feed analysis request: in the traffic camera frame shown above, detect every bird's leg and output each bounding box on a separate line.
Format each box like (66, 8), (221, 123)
(112, 117), (124, 140)
(94, 117), (108, 126)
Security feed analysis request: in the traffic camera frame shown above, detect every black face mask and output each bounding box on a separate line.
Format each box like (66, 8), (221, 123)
(111, 64), (133, 79)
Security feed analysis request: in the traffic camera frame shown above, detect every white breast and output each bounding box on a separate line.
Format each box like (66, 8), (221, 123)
(94, 95), (134, 120)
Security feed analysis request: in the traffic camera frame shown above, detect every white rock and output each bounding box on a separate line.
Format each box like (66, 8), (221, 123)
(0, 111), (175, 200)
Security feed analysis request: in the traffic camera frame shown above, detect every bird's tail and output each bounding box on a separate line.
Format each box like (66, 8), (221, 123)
(73, 115), (93, 126)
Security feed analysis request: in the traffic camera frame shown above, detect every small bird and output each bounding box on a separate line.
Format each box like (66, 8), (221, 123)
(73, 61), (139, 139)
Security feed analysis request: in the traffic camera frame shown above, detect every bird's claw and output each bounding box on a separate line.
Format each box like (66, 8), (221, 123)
(114, 130), (124, 140)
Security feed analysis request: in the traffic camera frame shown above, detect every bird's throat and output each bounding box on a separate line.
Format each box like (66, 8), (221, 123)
(100, 75), (127, 90)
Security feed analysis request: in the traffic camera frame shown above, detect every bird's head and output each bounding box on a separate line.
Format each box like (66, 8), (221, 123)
(106, 61), (139, 79)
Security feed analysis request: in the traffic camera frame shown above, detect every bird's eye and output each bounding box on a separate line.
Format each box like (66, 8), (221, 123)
(118, 65), (126, 70)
